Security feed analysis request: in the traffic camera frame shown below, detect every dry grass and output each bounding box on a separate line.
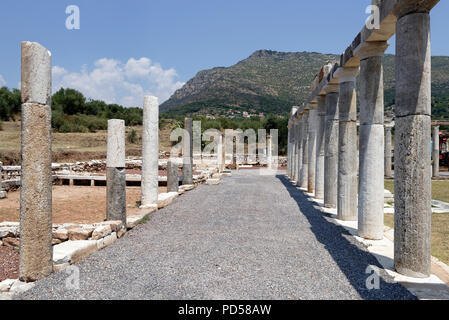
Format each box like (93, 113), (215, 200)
(384, 180), (449, 265)
(0, 120), (177, 164)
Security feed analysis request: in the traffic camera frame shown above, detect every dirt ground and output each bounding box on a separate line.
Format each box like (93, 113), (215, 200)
(0, 185), (168, 224)
(0, 246), (19, 282)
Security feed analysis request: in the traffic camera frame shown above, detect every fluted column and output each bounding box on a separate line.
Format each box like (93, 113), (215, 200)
(334, 67), (359, 221)
(385, 126), (393, 178)
(308, 106), (318, 193)
(433, 126), (440, 178)
(299, 111), (309, 189)
(324, 85), (339, 208)
(355, 41), (389, 237)
(394, 10), (432, 278)
(315, 96), (326, 200)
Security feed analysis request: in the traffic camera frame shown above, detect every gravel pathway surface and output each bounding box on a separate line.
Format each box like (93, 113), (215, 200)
(18, 170), (415, 300)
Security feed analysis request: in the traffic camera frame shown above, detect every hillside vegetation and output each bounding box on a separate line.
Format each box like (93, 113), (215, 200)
(161, 50), (449, 119)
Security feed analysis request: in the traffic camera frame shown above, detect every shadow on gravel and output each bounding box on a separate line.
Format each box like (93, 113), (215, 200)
(277, 175), (416, 300)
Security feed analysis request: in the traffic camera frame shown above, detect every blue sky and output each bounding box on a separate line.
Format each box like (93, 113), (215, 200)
(0, 0), (448, 107)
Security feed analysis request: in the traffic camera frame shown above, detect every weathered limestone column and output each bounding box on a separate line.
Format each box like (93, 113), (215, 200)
(193, 120), (202, 164)
(218, 134), (225, 172)
(294, 121), (301, 183)
(307, 107), (318, 193)
(324, 85), (339, 208)
(287, 126), (291, 177)
(335, 67), (359, 221)
(182, 118), (193, 185)
(315, 96), (326, 199)
(394, 10), (432, 278)
(385, 126), (393, 178)
(0, 161), (6, 199)
(433, 126), (440, 178)
(267, 134), (272, 169)
(107, 119), (127, 224)
(167, 158), (179, 193)
(356, 41), (389, 237)
(141, 96), (159, 208)
(299, 111), (309, 189)
(19, 41), (53, 282)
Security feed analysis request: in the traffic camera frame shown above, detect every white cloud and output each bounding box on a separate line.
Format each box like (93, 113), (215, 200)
(52, 57), (184, 107)
(0, 74), (6, 87)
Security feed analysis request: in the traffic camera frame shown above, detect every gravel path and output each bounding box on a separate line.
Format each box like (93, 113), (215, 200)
(18, 170), (415, 300)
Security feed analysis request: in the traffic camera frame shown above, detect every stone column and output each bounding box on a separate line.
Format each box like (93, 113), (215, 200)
(324, 86), (339, 208)
(394, 11), (432, 278)
(356, 42), (389, 237)
(294, 121), (301, 183)
(193, 120), (202, 164)
(218, 134), (225, 172)
(267, 134), (272, 169)
(299, 111), (309, 189)
(19, 41), (53, 282)
(335, 67), (359, 221)
(315, 96), (326, 199)
(106, 119), (126, 224)
(385, 126), (393, 178)
(287, 127), (291, 177)
(182, 118), (193, 185)
(0, 161), (6, 199)
(307, 107), (318, 193)
(433, 126), (440, 178)
(167, 158), (179, 193)
(141, 96), (159, 208)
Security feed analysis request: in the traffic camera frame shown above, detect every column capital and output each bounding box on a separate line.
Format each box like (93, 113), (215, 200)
(354, 41), (389, 60)
(334, 67), (359, 83)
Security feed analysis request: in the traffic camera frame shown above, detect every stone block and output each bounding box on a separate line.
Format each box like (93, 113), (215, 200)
(67, 226), (95, 241)
(53, 240), (98, 265)
(157, 192), (179, 209)
(92, 225), (112, 240)
(206, 179), (220, 185)
(97, 232), (117, 250)
(53, 228), (68, 241)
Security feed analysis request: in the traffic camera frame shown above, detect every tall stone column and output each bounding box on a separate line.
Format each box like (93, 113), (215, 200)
(356, 41), (389, 237)
(385, 126), (393, 178)
(287, 127), (291, 177)
(324, 86), (339, 208)
(0, 161), (6, 199)
(106, 119), (127, 224)
(335, 67), (359, 221)
(307, 107), (318, 193)
(267, 134), (272, 169)
(394, 11), (432, 278)
(193, 120), (202, 164)
(19, 41), (53, 282)
(433, 126), (440, 178)
(315, 96), (326, 199)
(218, 134), (225, 172)
(182, 118), (193, 185)
(299, 111), (309, 189)
(141, 96), (159, 208)
(294, 121), (301, 183)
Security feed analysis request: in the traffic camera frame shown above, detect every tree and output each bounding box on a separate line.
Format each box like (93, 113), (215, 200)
(52, 88), (86, 115)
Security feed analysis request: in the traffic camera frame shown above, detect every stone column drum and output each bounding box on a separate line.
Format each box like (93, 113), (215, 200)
(324, 86), (339, 208)
(335, 67), (359, 221)
(307, 108), (318, 193)
(182, 118), (193, 185)
(141, 96), (159, 208)
(106, 119), (127, 224)
(287, 127), (291, 177)
(433, 126), (440, 178)
(299, 111), (309, 189)
(315, 96), (326, 199)
(356, 41), (389, 238)
(394, 11), (432, 278)
(167, 159), (179, 193)
(294, 121), (301, 183)
(385, 126), (393, 178)
(19, 41), (53, 282)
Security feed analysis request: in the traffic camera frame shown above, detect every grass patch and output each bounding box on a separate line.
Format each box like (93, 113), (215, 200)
(138, 214), (150, 225)
(384, 213), (449, 265)
(385, 180), (449, 203)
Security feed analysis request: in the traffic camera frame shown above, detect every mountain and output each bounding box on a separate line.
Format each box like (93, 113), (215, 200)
(160, 50), (449, 119)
